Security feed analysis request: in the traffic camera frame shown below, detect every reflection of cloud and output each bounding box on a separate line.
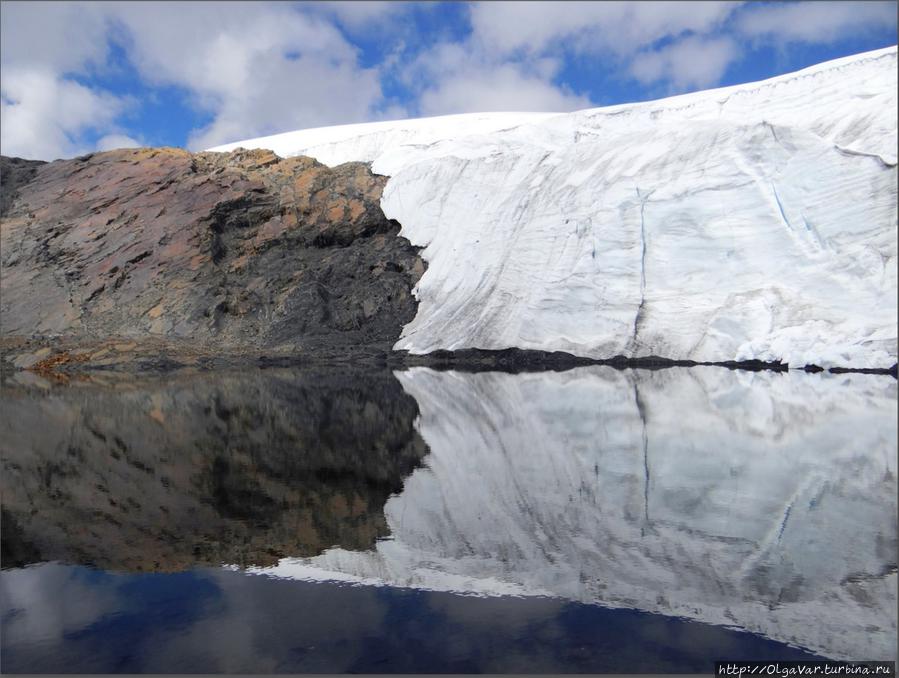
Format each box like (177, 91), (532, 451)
(1, 560), (823, 672)
(134, 569), (388, 673)
(0, 566), (223, 672)
(0, 564), (389, 673)
(0, 564), (121, 648)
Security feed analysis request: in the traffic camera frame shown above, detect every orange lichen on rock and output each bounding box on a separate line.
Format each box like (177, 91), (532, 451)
(26, 350), (91, 382)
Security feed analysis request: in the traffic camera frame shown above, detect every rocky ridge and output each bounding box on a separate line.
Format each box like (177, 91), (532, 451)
(1, 148), (424, 373)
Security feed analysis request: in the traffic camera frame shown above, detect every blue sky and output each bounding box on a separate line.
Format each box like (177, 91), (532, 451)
(1, 1), (896, 160)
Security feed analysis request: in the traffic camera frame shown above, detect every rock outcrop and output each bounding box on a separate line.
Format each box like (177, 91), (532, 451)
(0, 148), (424, 369)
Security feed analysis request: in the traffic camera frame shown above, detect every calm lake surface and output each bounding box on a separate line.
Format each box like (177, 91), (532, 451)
(1, 365), (896, 673)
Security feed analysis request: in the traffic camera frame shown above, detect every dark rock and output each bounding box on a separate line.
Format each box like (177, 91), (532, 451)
(0, 156), (46, 218)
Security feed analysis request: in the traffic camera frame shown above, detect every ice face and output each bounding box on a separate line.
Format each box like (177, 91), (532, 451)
(211, 47), (898, 368)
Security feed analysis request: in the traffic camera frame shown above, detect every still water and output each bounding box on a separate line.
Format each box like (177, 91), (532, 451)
(1, 365), (896, 673)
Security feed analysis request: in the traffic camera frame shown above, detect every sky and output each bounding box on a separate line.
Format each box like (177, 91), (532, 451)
(1, 1), (896, 161)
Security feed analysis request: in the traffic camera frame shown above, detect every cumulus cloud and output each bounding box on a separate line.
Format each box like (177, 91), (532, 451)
(736, 1), (897, 44)
(403, 45), (587, 115)
(469, 1), (743, 57)
(467, 0), (895, 96)
(1, 67), (131, 160)
(630, 36), (739, 91)
(96, 133), (142, 151)
(401, 0), (742, 115)
(0, 1), (110, 73)
(397, 16), (594, 117)
(104, 2), (385, 149)
(186, 55), (382, 149)
(418, 64), (591, 116)
(307, 0), (409, 34)
(0, 1), (126, 160)
(1, 0), (896, 159)
(449, 1), (746, 103)
(1, 1), (388, 157)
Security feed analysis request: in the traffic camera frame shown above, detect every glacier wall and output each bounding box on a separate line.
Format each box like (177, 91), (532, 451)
(247, 366), (898, 661)
(211, 47), (898, 368)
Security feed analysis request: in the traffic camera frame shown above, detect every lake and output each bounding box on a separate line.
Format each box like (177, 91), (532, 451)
(1, 365), (895, 673)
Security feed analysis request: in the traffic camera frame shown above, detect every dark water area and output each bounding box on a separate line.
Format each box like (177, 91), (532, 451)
(1, 365), (896, 673)
(1, 562), (822, 674)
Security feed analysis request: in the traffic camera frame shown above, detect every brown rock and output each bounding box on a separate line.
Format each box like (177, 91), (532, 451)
(0, 147), (424, 364)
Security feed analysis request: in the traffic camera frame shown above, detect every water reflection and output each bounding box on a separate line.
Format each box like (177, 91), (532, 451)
(1, 562), (821, 673)
(1, 365), (896, 671)
(259, 367), (898, 662)
(1, 368), (427, 570)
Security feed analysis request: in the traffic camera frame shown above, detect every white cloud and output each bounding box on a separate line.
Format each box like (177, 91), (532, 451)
(736, 1), (897, 44)
(395, 0), (747, 117)
(1, 0), (896, 159)
(105, 2), (385, 148)
(419, 64), (591, 116)
(630, 36), (739, 91)
(447, 1), (745, 107)
(308, 0), (409, 33)
(96, 133), (142, 151)
(186, 54), (382, 149)
(0, 1), (128, 159)
(0, 1), (110, 73)
(399, 25), (592, 116)
(1, 1), (389, 156)
(0, 67), (130, 160)
(469, 1), (743, 57)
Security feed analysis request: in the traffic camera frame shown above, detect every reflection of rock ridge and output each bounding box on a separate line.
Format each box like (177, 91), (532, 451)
(0, 368), (427, 571)
(258, 367), (897, 661)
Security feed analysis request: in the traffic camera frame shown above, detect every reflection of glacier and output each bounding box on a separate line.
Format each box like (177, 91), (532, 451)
(251, 367), (898, 660)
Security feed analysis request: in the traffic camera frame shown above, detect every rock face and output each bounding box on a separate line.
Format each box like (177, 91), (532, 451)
(0, 148), (424, 362)
(0, 367), (427, 571)
(0, 156), (45, 218)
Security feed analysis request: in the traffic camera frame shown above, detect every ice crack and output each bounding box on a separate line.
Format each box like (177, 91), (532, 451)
(632, 187), (654, 349)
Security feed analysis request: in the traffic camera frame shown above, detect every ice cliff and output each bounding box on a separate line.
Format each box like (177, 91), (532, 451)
(212, 47), (898, 369)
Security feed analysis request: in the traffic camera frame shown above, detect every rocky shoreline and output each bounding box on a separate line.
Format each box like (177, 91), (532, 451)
(3, 337), (895, 385)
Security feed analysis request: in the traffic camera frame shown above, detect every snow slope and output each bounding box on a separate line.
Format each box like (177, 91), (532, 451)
(210, 47), (898, 368)
(245, 366), (898, 661)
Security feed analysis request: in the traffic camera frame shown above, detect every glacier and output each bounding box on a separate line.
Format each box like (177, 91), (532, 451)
(243, 366), (898, 661)
(210, 47), (898, 369)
